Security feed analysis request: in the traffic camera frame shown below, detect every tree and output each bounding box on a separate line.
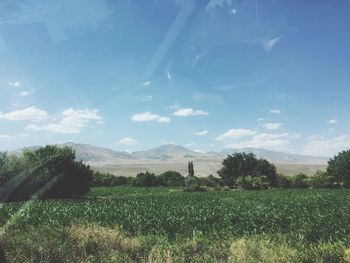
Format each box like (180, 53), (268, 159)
(1, 145), (93, 201)
(217, 153), (277, 187)
(133, 171), (159, 186)
(188, 161), (194, 177)
(327, 149), (350, 187)
(0, 152), (24, 186)
(184, 161), (201, 191)
(159, 171), (185, 187)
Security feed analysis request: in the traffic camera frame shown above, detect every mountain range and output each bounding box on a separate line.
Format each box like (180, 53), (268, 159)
(45, 143), (328, 176)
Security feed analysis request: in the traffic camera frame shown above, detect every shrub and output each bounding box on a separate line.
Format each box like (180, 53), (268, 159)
(291, 173), (309, 188)
(308, 170), (334, 188)
(198, 175), (221, 188)
(236, 176), (270, 190)
(276, 174), (293, 188)
(158, 171), (185, 187)
(91, 172), (131, 187)
(133, 172), (159, 187)
(184, 176), (204, 192)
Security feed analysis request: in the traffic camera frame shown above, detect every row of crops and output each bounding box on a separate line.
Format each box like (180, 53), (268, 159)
(1, 189), (350, 244)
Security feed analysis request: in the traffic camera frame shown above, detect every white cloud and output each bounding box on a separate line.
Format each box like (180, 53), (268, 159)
(0, 134), (11, 139)
(8, 81), (20, 87)
(226, 133), (300, 151)
(158, 117), (170, 123)
(262, 122), (282, 130)
(270, 109), (281, 114)
(173, 108), (208, 117)
(257, 117), (266, 122)
(327, 119), (337, 124)
(301, 135), (350, 156)
(131, 112), (170, 123)
(215, 128), (256, 141)
(193, 130), (208, 136)
(0, 106), (48, 121)
(262, 36), (283, 53)
(19, 90), (30, 96)
(117, 137), (137, 145)
(26, 108), (102, 134)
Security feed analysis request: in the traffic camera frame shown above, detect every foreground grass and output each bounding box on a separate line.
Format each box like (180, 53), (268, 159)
(1, 188), (350, 262)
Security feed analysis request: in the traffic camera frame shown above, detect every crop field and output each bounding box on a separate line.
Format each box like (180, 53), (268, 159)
(1, 188), (350, 262)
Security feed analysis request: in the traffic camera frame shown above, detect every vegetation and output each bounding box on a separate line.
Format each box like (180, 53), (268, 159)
(0, 145), (93, 201)
(184, 161), (203, 192)
(1, 188), (350, 262)
(91, 172), (133, 187)
(2, 147), (350, 261)
(158, 171), (185, 187)
(328, 149), (350, 187)
(218, 153), (277, 188)
(62, 148), (350, 191)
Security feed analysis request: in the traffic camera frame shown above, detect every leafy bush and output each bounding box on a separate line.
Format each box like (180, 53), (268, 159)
(291, 173), (309, 188)
(308, 170), (335, 189)
(158, 171), (185, 187)
(276, 174), (294, 188)
(236, 176), (270, 190)
(198, 175), (221, 188)
(133, 171), (160, 187)
(184, 175), (204, 192)
(91, 172), (132, 187)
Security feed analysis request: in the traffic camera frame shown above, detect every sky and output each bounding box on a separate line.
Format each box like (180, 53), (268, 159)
(0, 0), (350, 157)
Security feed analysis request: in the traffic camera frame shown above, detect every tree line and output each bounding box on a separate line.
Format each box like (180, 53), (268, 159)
(1, 145), (350, 200)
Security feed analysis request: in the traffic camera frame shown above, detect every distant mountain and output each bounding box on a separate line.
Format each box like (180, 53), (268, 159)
(16, 142), (328, 165)
(132, 144), (201, 160)
(59, 142), (134, 164)
(219, 147), (328, 165)
(14, 142), (329, 176)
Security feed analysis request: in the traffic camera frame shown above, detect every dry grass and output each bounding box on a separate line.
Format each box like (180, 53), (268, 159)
(229, 237), (298, 263)
(69, 224), (142, 260)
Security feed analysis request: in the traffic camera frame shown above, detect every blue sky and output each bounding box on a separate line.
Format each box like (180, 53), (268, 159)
(0, 0), (350, 156)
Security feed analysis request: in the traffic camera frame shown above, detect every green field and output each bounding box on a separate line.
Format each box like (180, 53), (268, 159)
(1, 187), (350, 262)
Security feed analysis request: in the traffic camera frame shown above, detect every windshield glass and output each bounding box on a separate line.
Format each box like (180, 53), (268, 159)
(1, 0), (348, 157)
(1, 1), (350, 263)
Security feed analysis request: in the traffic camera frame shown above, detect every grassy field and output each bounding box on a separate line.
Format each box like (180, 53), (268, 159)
(1, 187), (350, 262)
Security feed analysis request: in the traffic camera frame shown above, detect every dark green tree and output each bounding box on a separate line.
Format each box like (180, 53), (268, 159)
(1, 145), (93, 201)
(217, 153), (277, 187)
(184, 161), (201, 191)
(159, 171), (185, 187)
(133, 171), (159, 186)
(327, 149), (350, 187)
(188, 161), (194, 177)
